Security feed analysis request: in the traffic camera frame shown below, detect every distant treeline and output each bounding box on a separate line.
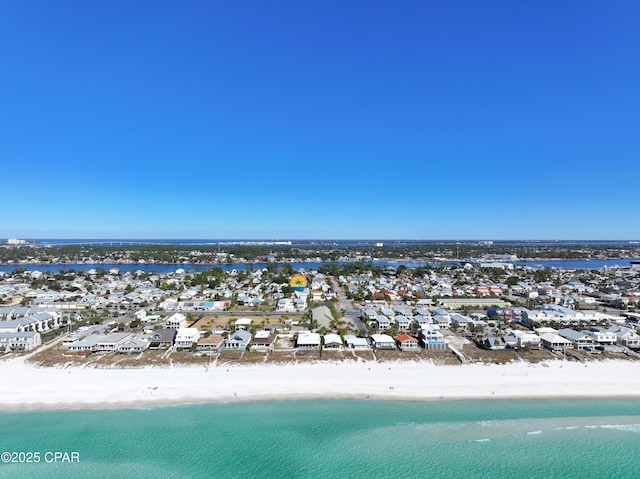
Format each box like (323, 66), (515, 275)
(0, 243), (638, 264)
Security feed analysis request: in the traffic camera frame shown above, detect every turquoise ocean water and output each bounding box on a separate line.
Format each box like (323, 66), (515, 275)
(1, 398), (640, 478)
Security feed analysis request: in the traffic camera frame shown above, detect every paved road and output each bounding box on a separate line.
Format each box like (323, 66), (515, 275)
(330, 278), (367, 333)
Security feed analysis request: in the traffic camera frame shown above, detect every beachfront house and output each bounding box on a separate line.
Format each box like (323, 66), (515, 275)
(538, 332), (573, 352)
(480, 333), (507, 351)
(249, 331), (276, 352)
(296, 332), (321, 350)
(174, 328), (201, 349)
(0, 331), (42, 352)
(68, 335), (101, 353)
(148, 329), (176, 349)
(558, 329), (595, 350)
(608, 326), (640, 348)
(370, 333), (396, 350)
(513, 331), (542, 350)
(197, 335), (225, 352)
(396, 334), (420, 351)
(117, 335), (150, 354)
(344, 335), (370, 350)
(584, 328), (617, 346)
(418, 325), (448, 350)
(225, 329), (252, 351)
(322, 333), (344, 350)
(96, 333), (135, 352)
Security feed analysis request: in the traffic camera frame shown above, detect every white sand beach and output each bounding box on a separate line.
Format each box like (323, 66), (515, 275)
(2, 357), (640, 411)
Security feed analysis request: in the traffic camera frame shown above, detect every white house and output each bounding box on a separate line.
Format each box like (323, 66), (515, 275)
(344, 335), (370, 350)
(277, 299), (296, 312)
(394, 315), (410, 331)
(68, 335), (102, 352)
(96, 333), (135, 352)
(235, 318), (252, 330)
(249, 331), (276, 352)
(584, 328), (617, 345)
(117, 335), (150, 354)
(433, 309), (451, 328)
(539, 332), (573, 352)
(608, 326), (640, 349)
(558, 329), (595, 350)
(373, 315), (390, 331)
(0, 331), (41, 352)
(513, 331), (541, 350)
(370, 333), (396, 350)
(418, 326), (448, 350)
(175, 327), (201, 349)
(323, 333), (343, 350)
(166, 313), (188, 329)
(296, 332), (321, 350)
(413, 315), (432, 329)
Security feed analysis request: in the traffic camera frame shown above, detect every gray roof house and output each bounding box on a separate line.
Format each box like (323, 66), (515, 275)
(394, 315), (410, 330)
(558, 329), (595, 350)
(148, 329), (176, 349)
(373, 315), (391, 331)
(117, 335), (150, 354)
(608, 326), (640, 349)
(225, 329), (252, 351)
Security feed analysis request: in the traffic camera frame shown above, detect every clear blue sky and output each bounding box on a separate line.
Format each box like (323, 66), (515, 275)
(1, 1), (638, 240)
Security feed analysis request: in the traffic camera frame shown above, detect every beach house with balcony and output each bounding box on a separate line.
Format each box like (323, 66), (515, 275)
(174, 328), (201, 349)
(370, 333), (396, 350)
(396, 334), (420, 351)
(344, 335), (370, 350)
(148, 329), (177, 349)
(418, 325), (448, 350)
(166, 313), (188, 329)
(322, 333), (344, 350)
(296, 332), (321, 350)
(608, 326), (640, 349)
(225, 329), (252, 351)
(0, 331), (41, 352)
(197, 334), (225, 352)
(558, 329), (595, 350)
(249, 331), (276, 352)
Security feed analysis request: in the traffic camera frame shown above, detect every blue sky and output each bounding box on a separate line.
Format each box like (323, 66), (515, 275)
(1, 1), (638, 240)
